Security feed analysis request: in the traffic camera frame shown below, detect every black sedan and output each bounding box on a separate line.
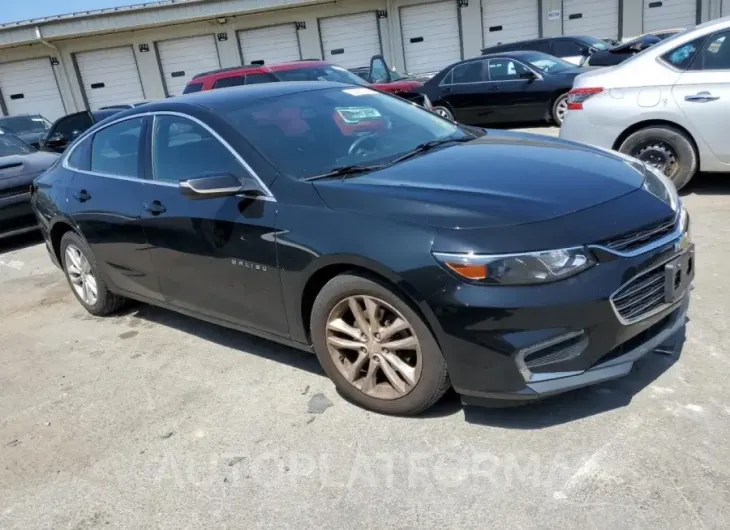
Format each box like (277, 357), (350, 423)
(417, 51), (589, 126)
(1, 130), (58, 239)
(586, 34), (661, 67)
(41, 109), (123, 153)
(32, 82), (692, 415)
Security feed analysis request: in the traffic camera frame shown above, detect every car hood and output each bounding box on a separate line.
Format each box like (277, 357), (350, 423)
(313, 131), (647, 230)
(0, 151), (59, 183)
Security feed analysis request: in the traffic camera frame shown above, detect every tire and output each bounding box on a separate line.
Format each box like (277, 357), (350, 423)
(551, 93), (569, 126)
(432, 104), (455, 121)
(310, 274), (450, 415)
(618, 126), (698, 190)
(60, 231), (127, 316)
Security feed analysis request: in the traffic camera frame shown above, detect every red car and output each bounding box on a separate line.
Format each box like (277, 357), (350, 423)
(183, 55), (431, 109)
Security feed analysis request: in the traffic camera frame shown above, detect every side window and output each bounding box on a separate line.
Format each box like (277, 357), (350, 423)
(551, 39), (583, 57)
(66, 137), (92, 171)
(530, 41), (551, 54)
(152, 115), (244, 183)
(662, 36), (707, 70)
(53, 113), (94, 142)
(689, 32), (730, 71)
(182, 82), (204, 94)
(450, 61), (488, 84)
(488, 59), (530, 81)
(213, 76), (247, 89)
(90, 118), (144, 177)
(245, 73), (278, 85)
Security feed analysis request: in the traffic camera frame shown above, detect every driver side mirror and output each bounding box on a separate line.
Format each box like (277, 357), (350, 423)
(368, 55), (392, 84)
(179, 173), (246, 200)
(580, 47), (592, 56)
(43, 132), (68, 152)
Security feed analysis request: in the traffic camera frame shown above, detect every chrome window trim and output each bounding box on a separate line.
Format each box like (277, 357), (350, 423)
(62, 110), (276, 202)
(439, 57), (544, 87)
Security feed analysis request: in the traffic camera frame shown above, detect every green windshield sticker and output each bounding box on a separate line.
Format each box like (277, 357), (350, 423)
(335, 106), (382, 123)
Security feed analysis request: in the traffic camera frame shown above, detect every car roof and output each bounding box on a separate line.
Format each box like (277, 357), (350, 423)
(191, 60), (330, 82)
(478, 50), (544, 60)
(141, 81), (346, 111)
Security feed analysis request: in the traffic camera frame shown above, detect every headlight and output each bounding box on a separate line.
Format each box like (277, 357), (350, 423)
(432, 247), (596, 285)
(643, 163), (679, 212)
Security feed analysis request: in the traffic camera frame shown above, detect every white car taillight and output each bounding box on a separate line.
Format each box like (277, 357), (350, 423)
(566, 87), (604, 110)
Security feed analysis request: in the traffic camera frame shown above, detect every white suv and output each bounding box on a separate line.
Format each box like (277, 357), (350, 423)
(561, 17), (730, 190)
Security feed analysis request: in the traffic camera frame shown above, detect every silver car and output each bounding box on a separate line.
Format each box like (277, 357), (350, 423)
(561, 17), (730, 190)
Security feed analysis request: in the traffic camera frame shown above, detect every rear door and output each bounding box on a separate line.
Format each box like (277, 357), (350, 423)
(438, 60), (495, 124)
(66, 116), (162, 300)
(673, 30), (730, 166)
(140, 113), (287, 335)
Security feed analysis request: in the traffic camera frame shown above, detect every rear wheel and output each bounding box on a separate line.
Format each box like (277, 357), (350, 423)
(432, 104), (455, 121)
(551, 93), (569, 126)
(60, 231), (127, 316)
(618, 126), (698, 190)
(310, 274), (450, 415)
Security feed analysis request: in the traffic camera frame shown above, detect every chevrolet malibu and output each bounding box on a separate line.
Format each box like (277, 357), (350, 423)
(31, 82), (693, 415)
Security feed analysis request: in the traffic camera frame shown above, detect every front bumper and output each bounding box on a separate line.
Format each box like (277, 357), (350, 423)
(0, 192), (37, 239)
(425, 215), (693, 404)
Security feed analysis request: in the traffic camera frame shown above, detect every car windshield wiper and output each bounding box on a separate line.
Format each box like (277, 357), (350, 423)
(303, 164), (387, 181)
(390, 136), (474, 164)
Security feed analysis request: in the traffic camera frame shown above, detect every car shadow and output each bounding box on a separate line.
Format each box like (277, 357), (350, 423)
(683, 172), (730, 196)
(125, 303), (325, 376)
(461, 322), (687, 429)
(121, 303), (686, 426)
(0, 231), (43, 255)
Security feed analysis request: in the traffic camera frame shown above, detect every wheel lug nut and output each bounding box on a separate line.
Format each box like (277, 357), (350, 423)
(374, 333), (381, 341)
(360, 347), (367, 354)
(360, 334), (367, 341)
(381, 348), (388, 354)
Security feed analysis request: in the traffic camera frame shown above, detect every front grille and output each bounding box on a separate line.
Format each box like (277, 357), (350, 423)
(0, 185), (29, 200)
(612, 265), (674, 322)
(594, 312), (672, 366)
(601, 216), (677, 253)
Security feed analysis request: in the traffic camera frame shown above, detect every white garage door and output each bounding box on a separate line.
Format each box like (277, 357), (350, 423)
(563, 0), (620, 39)
(319, 12), (381, 69)
(723, 0), (730, 17)
(483, 0), (540, 48)
(76, 46), (145, 110)
(401, 1), (462, 74)
(643, 0), (697, 33)
(0, 58), (66, 121)
(239, 24), (301, 65)
(157, 35), (220, 97)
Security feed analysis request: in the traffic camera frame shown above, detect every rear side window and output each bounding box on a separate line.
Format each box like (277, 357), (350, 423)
(662, 36), (707, 70)
(90, 118), (144, 178)
(450, 61), (488, 84)
(52, 113), (94, 143)
(182, 82), (204, 94)
(66, 137), (91, 171)
(551, 39), (583, 57)
(213, 76), (246, 89)
(245, 73), (278, 85)
(528, 41), (551, 54)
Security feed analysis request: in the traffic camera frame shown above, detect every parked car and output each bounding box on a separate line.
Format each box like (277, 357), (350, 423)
(482, 36), (612, 66)
(350, 62), (437, 84)
(586, 34), (662, 66)
(99, 101), (152, 110)
(183, 56), (432, 109)
(561, 19), (727, 190)
(32, 82), (692, 415)
(0, 114), (52, 149)
(417, 51), (588, 126)
(41, 109), (123, 153)
(0, 129), (58, 239)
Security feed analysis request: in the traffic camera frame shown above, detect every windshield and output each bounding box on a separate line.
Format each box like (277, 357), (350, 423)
(578, 36), (611, 51)
(221, 87), (465, 179)
(522, 52), (576, 73)
(276, 65), (370, 87)
(0, 115), (51, 135)
(0, 129), (35, 156)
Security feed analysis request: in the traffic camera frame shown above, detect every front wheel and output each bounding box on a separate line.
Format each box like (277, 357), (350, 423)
(432, 105), (455, 121)
(551, 93), (569, 126)
(618, 126), (698, 190)
(310, 274), (450, 415)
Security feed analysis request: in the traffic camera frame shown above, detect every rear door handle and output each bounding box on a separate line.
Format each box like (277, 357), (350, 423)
(144, 200), (166, 215)
(73, 190), (91, 202)
(685, 92), (720, 102)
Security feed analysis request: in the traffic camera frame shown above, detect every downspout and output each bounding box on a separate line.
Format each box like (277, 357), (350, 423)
(34, 25), (80, 112)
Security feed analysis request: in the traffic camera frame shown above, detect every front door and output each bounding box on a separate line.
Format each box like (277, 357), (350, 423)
(673, 30), (730, 166)
(485, 58), (548, 124)
(140, 113), (288, 336)
(68, 115), (162, 301)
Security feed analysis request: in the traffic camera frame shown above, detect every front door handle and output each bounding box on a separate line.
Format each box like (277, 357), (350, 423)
(144, 200), (167, 215)
(685, 91), (720, 102)
(73, 190), (91, 202)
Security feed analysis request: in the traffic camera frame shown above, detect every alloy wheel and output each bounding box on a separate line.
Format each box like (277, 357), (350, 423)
(65, 245), (98, 306)
(433, 106), (453, 120)
(634, 141), (679, 179)
(326, 295), (422, 400)
(555, 97), (568, 125)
